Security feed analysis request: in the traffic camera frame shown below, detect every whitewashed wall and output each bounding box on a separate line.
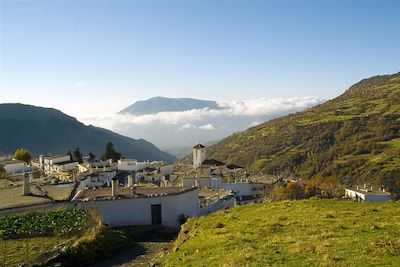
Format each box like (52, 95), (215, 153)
(78, 189), (199, 228)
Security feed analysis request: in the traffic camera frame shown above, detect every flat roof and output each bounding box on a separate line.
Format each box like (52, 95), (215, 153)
(53, 160), (77, 165)
(346, 187), (390, 196)
(1, 159), (25, 165)
(75, 186), (197, 201)
(42, 155), (67, 159)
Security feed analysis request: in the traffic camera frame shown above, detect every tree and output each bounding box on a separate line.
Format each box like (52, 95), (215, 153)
(0, 165), (6, 179)
(88, 151), (96, 162)
(101, 142), (121, 162)
(304, 180), (318, 198)
(13, 148), (32, 163)
(286, 182), (304, 199)
(73, 147), (83, 163)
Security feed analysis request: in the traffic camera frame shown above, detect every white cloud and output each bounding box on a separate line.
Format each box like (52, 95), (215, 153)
(79, 96), (325, 149)
(81, 96), (323, 128)
(178, 123), (196, 130)
(198, 123), (215, 130)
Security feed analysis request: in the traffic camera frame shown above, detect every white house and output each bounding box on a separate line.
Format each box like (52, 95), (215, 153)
(38, 155), (78, 175)
(160, 164), (174, 176)
(118, 159), (149, 172)
(345, 187), (391, 202)
(74, 186), (200, 228)
(81, 170), (117, 188)
(182, 175), (265, 198)
(1, 159), (37, 177)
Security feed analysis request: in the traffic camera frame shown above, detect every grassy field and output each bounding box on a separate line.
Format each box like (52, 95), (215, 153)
(163, 199), (400, 267)
(0, 236), (72, 266)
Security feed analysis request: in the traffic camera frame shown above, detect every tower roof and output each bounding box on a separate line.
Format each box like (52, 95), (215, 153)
(193, 144), (205, 149)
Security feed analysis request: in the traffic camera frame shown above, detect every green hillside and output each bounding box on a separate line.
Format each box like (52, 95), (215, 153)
(206, 73), (400, 197)
(163, 200), (400, 266)
(0, 104), (176, 162)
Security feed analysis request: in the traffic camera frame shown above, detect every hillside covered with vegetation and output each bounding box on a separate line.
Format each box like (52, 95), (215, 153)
(163, 200), (400, 266)
(206, 73), (400, 197)
(0, 104), (175, 162)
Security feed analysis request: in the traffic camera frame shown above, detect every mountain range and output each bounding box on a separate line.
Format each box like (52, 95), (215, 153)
(204, 72), (400, 197)
(0, 104), (176, 162)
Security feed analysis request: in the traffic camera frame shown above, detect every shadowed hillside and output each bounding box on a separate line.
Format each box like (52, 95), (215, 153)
(0, 104), (176, 162)
(205, 73), (400, 196)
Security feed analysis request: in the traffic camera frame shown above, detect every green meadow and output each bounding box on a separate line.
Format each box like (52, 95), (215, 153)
(163, 199), (400, 267)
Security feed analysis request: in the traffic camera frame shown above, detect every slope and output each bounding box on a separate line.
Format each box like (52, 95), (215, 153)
(206, 73), (400, 194)
(163, 200), (400, 266)
(0, 104), (176, 162)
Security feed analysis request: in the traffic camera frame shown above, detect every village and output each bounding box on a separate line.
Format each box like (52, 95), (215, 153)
(0, 143), (392, 229)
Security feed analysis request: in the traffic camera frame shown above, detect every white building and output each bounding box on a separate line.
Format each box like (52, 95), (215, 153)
(1, 159), (37, 177)
(74, 187), (200, 228)
(38, 155), (78, 175)
(117, 159), (149, 172)
(182, 175), (265, 198)
(193, 144), (206, 167)
(345, 187), (391, 202)
(81, 170), (117, 188)
(160, 164), (174, 176)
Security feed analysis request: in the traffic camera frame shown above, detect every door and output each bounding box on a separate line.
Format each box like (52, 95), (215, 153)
(151, 204), (162, 225)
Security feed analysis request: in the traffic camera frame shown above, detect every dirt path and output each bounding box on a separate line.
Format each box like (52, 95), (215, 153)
(93, 241), (172, 267)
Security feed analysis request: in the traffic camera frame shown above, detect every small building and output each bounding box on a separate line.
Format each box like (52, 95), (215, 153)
(117, 159), (149, 172)
(73, 186), (200, 228)
(193, 144), (206, 167)
(160, 164), (174, 176)
(80, 170), (117, 188)
(37, 155), (78, 175)
(1, 159), (37, 177)
(345, 187), (391, 202)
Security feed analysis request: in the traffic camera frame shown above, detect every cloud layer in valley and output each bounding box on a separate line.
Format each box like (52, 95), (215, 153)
(81, 96), (324, 155)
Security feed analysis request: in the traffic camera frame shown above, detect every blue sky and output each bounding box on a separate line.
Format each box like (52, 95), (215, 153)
(1, 0), (399, 117)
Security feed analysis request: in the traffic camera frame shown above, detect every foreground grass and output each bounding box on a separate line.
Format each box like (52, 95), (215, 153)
(163, 199), (400, 267)
(58, 225), (135, 266)
(0, 236), (72, 266)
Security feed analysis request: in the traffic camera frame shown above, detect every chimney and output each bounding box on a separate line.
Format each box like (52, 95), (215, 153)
(23, 173), (31, 196)
(111, 177), (119, 197)
(127, 175), (133, 187)
(206, 197), (210, 206)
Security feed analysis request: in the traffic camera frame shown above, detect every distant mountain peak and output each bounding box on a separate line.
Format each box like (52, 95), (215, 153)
(119, 96), (223, 115)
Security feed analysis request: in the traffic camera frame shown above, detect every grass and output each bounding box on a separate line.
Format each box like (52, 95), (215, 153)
(382, 138), (400, 149)
(59, 225), (136, 266)
(163, 199), (400, 267)
(0, 236), (72, 266)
